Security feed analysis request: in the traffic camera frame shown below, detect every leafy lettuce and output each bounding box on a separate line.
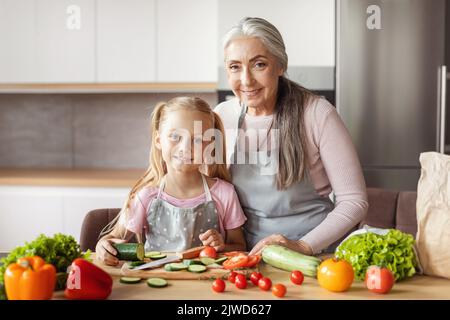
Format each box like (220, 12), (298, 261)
(335, 229), (418, 281)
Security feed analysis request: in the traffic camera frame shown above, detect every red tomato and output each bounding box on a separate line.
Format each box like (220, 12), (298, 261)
(245, 255), (261, 268)
(200, 246), (217, 259)
(250, 272), (263, 286)
(235, 274), (247, 289)
(257, 277), (272, 291)
(228, 271), (237, 283)
(365, 266), (395, 294)
(290, 270), (304, 285)
(223, 255), (249, 270)
(272, 284), (287, 298)
(212, 279), (226, 293)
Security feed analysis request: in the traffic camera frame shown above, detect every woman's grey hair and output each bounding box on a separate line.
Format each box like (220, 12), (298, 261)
(222, 17), (288, 74)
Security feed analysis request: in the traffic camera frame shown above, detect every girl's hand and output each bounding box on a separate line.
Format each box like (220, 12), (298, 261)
(199, 229), (225, 252)
(95, 238), (127, 266)
(248, 234), (313, 256)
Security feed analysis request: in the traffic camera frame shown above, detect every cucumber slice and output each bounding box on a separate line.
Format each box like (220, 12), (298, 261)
(187, 265), (207, 273)
(145, 251), (161, 258)
(129, 261), (146, 268)
(149, 254), (167, 260)
(113, 243), (145, 261)
(206, 263), (223, 269)
(167, 263), (188, 271)
(183, 259), (203, 266)
(214, 257), (228, 264)
(200, 257), (216, 266)
(120, 277), (142, 284)
(147, 278), (168, 288)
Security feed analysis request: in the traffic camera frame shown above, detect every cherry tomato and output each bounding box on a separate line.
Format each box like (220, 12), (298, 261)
(317, 258), (354, 292)
(223, 255), (249, 270)
(272, 284), (287, 298)
(250, 272), (263, 286)
(245, 255), (261, 268)
(365, 266), (395, 294)
(228, 271), (237, 283)
(257, 277), (272, 291)
(290, 270), (304, 285)
(212, 279), (226, 293)
(200, 246), (217, 259)
(235, 274), (247, 289)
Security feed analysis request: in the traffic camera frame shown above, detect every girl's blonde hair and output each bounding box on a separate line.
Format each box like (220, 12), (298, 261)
(100, 97), (230, 239)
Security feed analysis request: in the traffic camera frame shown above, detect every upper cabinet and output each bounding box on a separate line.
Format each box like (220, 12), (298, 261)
(156, 0), (217, 82)
(0, 0), (95, 83)
(97, 0), (156, 82)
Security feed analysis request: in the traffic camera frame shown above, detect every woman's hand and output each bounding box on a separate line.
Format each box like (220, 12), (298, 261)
(248, 234), (313, 256)
(95, 238), (127, 266)
(199, 229), (225, 252)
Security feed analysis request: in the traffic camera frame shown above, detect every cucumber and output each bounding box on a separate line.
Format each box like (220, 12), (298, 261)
(129, 261), (146, 268)
(183, 259), (203, 266)
(187, 265), (207, 273)
(206, 263), (223, 269)
(164, 263), (188, 271)
(145, 251), (161, 258)
(200, 257), (216, 266)
(120, 277), (142, 284)
(147, 278), (168, 288)
(149, 254), (167, 260)
(214, 257), (228, 264)
(262, 245), (321, 277)
(113, 243), (144, 261)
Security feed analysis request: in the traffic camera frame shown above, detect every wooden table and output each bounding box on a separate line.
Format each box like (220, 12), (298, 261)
(53, 255), (450, 300)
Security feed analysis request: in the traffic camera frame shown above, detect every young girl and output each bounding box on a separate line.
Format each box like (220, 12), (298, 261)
(96, 97), (247, 266)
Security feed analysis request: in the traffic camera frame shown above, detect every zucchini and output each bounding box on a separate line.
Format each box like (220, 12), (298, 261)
(120, 277), (142, 284)
(261, 245), (321, 277)
(113, 243), (144, 261)
(187, 265), (207, 273)
(147, 278), (168, 288)
(145, 251), (161, 258)
(214, 257), (228, 264)
(164, 263), (188, 271)
(200, 257), (216, 266)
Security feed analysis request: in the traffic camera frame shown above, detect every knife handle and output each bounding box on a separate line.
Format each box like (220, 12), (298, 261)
(177, 246), (206, 259)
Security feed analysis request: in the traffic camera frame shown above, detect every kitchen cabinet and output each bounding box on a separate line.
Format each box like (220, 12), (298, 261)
(96, 0), (157, 82)
(156, 0), (218, 82)
(0, 186), (129, 252)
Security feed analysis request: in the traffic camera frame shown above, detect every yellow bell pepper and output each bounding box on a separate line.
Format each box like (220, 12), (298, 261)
(4, 256), (56, 300)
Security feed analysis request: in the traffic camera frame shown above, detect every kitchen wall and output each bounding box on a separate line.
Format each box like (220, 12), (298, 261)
(0, 92), (217, 169)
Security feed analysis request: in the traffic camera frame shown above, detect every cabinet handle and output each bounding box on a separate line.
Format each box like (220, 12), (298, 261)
(438, 65), (447, 154)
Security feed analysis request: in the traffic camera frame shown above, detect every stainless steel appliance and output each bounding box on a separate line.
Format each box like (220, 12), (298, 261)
(336, 0), (449, 191)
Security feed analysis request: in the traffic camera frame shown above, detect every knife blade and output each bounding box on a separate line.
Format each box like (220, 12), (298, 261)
(132, 246), (206, 271)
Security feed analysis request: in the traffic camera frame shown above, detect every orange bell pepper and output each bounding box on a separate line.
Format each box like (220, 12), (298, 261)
(4, 256), (56, 300)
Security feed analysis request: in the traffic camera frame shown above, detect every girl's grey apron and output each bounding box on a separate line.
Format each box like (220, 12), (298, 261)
(230, 105), (336, 253)
(145, 174), (219, 252)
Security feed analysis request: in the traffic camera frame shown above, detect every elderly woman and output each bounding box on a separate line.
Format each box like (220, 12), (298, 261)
(215, 17), (368, 256)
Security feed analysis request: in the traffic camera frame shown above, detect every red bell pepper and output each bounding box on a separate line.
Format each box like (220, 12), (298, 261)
(64, 258), (113, 300)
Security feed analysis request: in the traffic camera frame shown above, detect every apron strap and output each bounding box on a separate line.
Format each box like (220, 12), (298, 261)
(201, 174), (213, 202)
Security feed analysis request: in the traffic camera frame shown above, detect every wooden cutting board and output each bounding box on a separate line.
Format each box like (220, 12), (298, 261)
(120, 259), (257, 280)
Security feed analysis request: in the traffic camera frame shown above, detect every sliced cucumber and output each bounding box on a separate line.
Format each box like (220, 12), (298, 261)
(187, 265), (207, 273)
(147, 278), (168, 288)
(164, 263), (188, 271)
(200, 257), (216, 266)
(113, 243), (145, 261)
(206, 263), (223, 269)
(129, 261), (146, 268)
(149, 254), (167, 260)
(145, 251), (161, 258)
(120, 277), (142, 284)
(214, 257), (228, 264)
(183, 259), (203, 266)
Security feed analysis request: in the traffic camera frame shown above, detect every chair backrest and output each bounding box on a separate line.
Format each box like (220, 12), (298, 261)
(79, 208), (121, 252)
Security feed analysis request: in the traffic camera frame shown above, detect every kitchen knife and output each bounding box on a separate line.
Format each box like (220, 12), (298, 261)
(132, 246), (206, 270)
